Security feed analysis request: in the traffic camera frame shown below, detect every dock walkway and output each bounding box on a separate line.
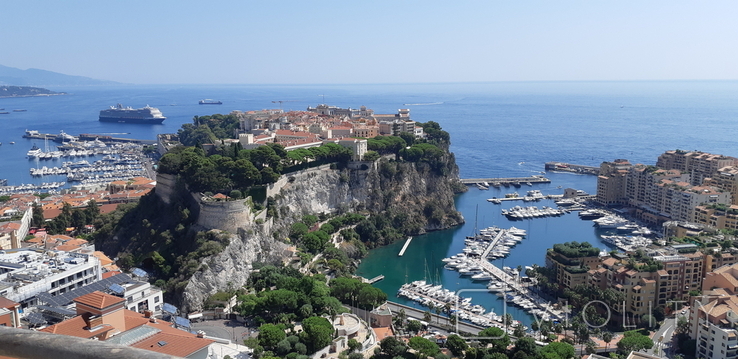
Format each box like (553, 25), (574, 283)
(398, 237), (413, 256)
(460, 176), (550, 185)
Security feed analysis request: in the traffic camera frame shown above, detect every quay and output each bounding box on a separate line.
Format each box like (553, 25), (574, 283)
(23, 132), (156, 145)
(398, 237), (413, 256)
(544, 161), (599, 175)
(460, 176), (550, 185)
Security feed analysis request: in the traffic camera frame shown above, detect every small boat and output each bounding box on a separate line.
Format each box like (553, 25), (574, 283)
(9, 142), (14, 145)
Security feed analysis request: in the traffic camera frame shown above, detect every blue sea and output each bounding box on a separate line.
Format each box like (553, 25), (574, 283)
(2, 81), (738, 325)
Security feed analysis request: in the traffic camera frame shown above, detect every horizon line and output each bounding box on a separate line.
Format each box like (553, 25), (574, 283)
(33, 78), (738, 87)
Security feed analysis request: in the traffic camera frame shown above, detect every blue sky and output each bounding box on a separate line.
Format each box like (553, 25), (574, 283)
(3, 1), (737, 84)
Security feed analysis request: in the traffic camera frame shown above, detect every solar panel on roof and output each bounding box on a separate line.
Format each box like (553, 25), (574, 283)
(37, 274), (133, 307)
(131, 268), (147, 277)
(174, 316), (190, 328)
(25, 312), (46, 325)
(109, 283), (125, 295)
(162, 303), (177, 314)
(37, 305), (76, 316)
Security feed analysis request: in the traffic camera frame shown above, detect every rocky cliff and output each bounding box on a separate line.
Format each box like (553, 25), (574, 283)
(155, 156), (464, 311)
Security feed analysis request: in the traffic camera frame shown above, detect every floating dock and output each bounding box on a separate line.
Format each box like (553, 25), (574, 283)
(398, 237), (413, 256)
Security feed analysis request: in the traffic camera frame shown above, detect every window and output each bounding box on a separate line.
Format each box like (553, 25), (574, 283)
(154, 296), (160, 303)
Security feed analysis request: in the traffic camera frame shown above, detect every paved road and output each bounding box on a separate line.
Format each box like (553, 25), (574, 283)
(649, 309), (688, 357)
(385, 301), (487, 335)
(650, 317), (675, 357)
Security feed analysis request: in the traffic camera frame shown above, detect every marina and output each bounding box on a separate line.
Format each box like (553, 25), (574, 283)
(2, 136), (151, 195)
(357, 171), (613, 328)
(397, 225), (566, 329)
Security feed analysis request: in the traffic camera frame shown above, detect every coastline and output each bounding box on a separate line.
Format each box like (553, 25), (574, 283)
(0, 93), (67, 98)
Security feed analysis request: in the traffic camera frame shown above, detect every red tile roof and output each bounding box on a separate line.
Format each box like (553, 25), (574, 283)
(101, 271), (122, 279)
(40, 315), (115, 339)
(130, 332), (213, 357)
(0, 297), (19, 309)
(74, 291), (126, 310)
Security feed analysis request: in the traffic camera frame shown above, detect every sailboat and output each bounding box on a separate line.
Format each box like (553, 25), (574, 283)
(466, 205), (480, 239)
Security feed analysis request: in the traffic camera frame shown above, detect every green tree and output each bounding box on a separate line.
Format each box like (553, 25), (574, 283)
(347, 338), (361, 353)
(300, 316), (333, 353)
(513, 337), (539, 357)
(258, 323), (286, 349)
(478, 327), (509, 353)
(514, 323), (526, 338)
(380, 337), (408, 357)
(602, 331), (614, 350)
(408, 336), (441, 358)
(407, 320), (422, 333)
(276, 339), (293, 355)
(362, 151), (380, 162)
(539, 341), (576, 359)
(617, 330), (653, 353)
(31, 202), (45, 228)
(445, 334), (468, 357)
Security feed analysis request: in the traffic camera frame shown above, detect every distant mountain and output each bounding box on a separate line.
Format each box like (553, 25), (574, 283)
(0, 86), (66, 98)
(0, 64), (120, 86)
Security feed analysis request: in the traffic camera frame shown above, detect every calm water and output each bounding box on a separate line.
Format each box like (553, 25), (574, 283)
(3, 81), (738, 325)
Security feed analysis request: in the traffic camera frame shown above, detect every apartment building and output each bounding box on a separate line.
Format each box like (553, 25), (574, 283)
(545, 243), (602, 289)
(705, 253), (738, 278)
(0, 248), (102, 307)
(596, 156), (731, 225)
(656, 150), (737, 186)
(695, 204), (738, 231)
(707, 166), (738, 205)
(654, 252), (704, 303)
(596, 159), (632, 206)
(690, 293), (738, 359)
(587, 251), (704, 324)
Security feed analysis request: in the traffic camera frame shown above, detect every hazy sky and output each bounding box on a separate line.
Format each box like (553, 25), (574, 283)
(3, 1), (738, 84)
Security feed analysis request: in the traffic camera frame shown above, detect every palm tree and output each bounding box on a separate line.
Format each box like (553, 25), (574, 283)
(602, 331), (613, 351)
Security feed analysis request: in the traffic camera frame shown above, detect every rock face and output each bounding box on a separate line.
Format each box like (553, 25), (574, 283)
(157, 157), (464, 311)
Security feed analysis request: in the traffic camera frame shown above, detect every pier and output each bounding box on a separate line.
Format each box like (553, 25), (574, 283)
(472, 236), (563, 321)
(460, 176), (551, 185)
(544, 161), (599, 175)
(398, 237), (413, 256)
(23, 132), (155, 145)
(362, 275), (385, 284)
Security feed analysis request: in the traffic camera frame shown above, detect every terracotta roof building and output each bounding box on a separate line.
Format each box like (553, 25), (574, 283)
(41, 291), (213, 358)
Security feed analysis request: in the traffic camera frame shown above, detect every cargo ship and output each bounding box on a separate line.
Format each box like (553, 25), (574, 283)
(99, 104), (166, 124)
(198, 99), (222, 105)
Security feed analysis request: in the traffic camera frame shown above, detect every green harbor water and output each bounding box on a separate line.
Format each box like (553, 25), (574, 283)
(356, 172), (606, 327)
